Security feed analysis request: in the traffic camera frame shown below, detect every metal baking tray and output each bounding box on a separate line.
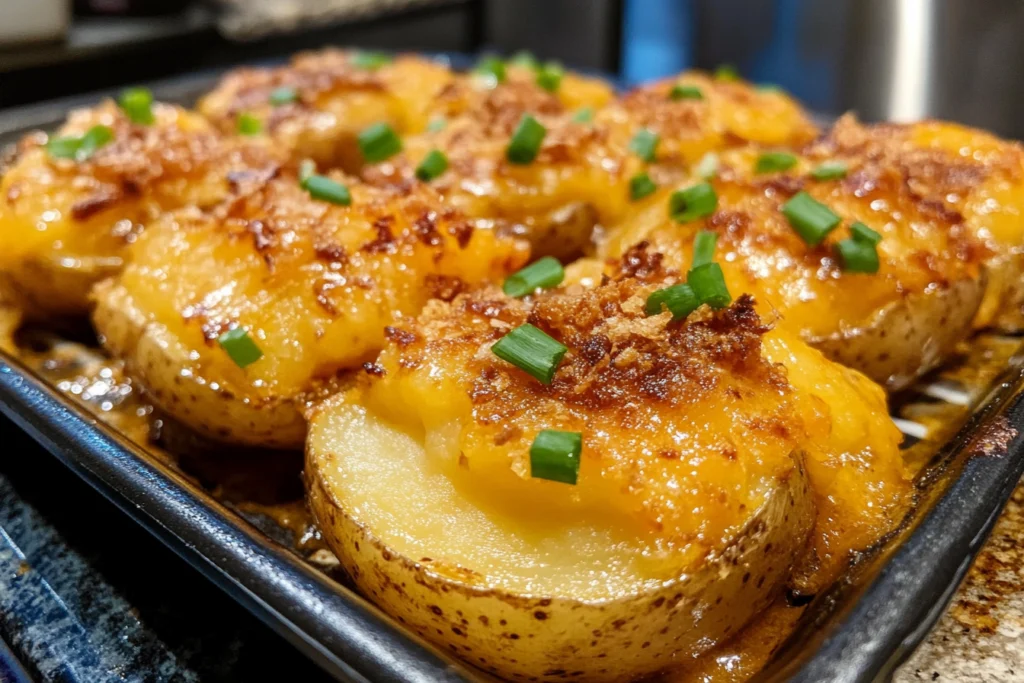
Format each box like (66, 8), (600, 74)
(2, 64), (1024, 683)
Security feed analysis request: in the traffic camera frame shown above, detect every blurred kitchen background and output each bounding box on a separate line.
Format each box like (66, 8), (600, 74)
(3, 0), (1023, 137)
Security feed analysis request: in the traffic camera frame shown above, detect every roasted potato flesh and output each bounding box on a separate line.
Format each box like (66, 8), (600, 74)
(92, 175), (528, 448)
(307, 269), (909, 681)
(0, 100), (281, 318)
(598, 140), (989, 388)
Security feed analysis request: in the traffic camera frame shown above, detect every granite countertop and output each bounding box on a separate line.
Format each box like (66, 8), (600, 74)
(3, 411), (1023, 682)
(895, 485), (1024, 682)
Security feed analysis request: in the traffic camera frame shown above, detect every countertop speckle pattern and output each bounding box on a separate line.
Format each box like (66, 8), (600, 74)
(896, 484), (1024, 682)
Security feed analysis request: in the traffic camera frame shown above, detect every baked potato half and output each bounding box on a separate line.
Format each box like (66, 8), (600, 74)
(307, 267), (908, 681)
(198, 50), (456, 171)
(0, 98), (281, 319)
(93, 173), (528, 449)
(813, 114), (1024, 332)
(598, 142), (989, 389)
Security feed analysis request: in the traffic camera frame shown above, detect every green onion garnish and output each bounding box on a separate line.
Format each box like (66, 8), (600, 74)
(46, 125), (114, 162)
(670, 84), (703, 101)
(835, 239), (880, 274)
(758, 83), (783, 93)
(629, 172), (658, 201)
(629, 129), (660, 162)
(415, 149), (448, 181)
(426, 117), (447, 133)
(502, 256), (565, 297)
(506, 114), (546, 164)
(302, 174), (352, 205)
(350, 51), (392, 69)
(810, 161), (848, 181)
(237, 113), (262, 136)
(694, 152), (719, 180)
(669, 183), (718, 223)
(755, 151), (798, 174)
(530, 429), (582, 485)
(474, 56), (507, 85)
(118, 87), (154, 125)
(510, 51), (539, 69)
(688, 262), (732, 309)
(217, 328), (263, 368)
(571, 107), (594, 123)
(850, 221), (882, 245)
(491, 323), (567, 384)
(536, 61), (564, 93)
(781, 191), (841, 246)
(358, 122), (402, 162)
(269, 86), (298, 106)
(645, 283), (699, 320)
(715, 64), (740, 81)
(691, 230), (717, 268)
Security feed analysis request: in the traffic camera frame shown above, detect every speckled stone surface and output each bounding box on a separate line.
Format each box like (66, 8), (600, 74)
(0, 416), (332, 683)
(895, 482), (1024, 683)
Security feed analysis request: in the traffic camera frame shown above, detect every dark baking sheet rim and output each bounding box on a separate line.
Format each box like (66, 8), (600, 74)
(2, 65), (1024, 683)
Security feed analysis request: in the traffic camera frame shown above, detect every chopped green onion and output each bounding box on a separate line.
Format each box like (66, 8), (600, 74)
(629, 172), (658, 201)
(426, 117), (447, 133)
(358, 122), (402, 162)
(350, 50), (392, 69)
(629, 129), (660, 162)
(474, 56), (507, 85)
(757, 83), (783, 93)
(850, 221), (882, 245)
(536, 61), (564, 93)
(835, 239), (880, 274)
(217, 328), (263, 368)
(510, 51), (539, 69)
(302, 174), (352, 205)
(781, 191), (841, 246)
(810, 161), (848, 181)
(491, 323), (567, 384)
(688, 262), (732, 309)
(298, 159), (316, 182)
(755, 151), (798, 174)
(669, 183), (718, 223)
(47, 125), (114, 162)
(237, 113), (262, 136)
(670, 84), (703, 101)
(694, 152), (719, 180)
(502, 256), (565, 297)
(415, 149), (448, 181)
(506, 114), (546, 164)
(530, 429), (582, 485)
(645, 283), (700, 320)
(118, 87), (154, 125)
(269, 86), (298, 106)
(715, 64), (740, 81)
(571, 107), (594, 123)
(691, 230), (718, 268)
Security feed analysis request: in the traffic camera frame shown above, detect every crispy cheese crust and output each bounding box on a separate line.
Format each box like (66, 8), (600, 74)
(0, 100), (281, 317)
(92, 173), (528, 447)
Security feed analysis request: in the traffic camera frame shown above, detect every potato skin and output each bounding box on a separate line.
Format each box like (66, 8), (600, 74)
(93, 279), (308, 448)
(306, 402), (814, 683)
(808, 277), (986, 390)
